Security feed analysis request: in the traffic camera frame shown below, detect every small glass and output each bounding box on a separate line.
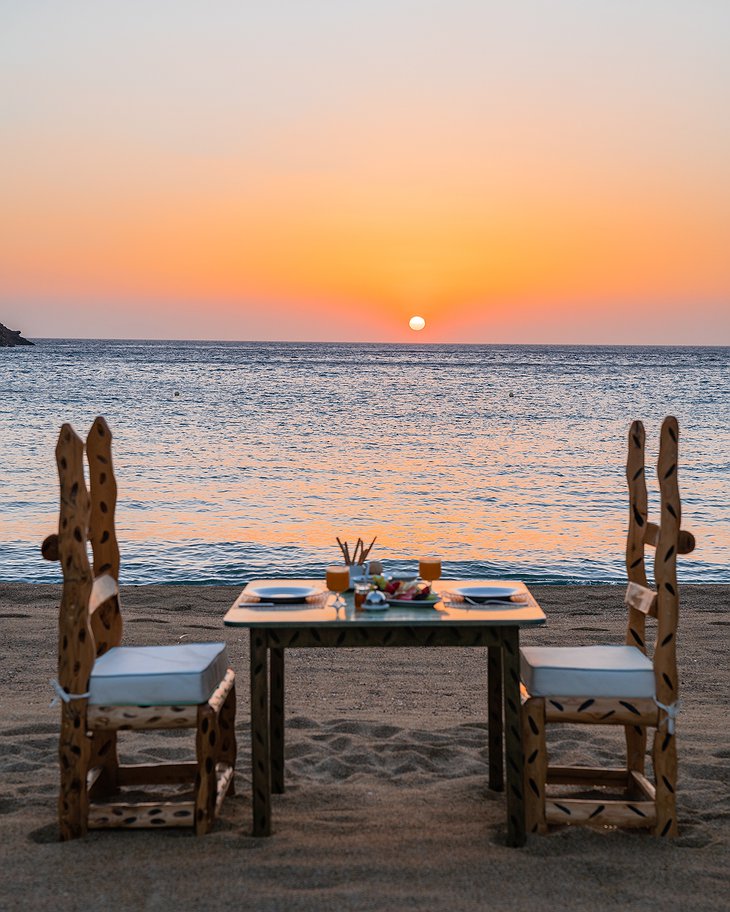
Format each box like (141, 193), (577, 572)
(418, 556), (442, 594)
(326, 564), (350, 612)
(354, 580), (372, 611)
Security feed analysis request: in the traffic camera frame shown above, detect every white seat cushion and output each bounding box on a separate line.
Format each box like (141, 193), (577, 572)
(520, 645), (655, 699)
(88, 642), (229, 706)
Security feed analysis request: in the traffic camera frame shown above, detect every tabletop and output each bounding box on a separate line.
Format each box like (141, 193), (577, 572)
(223, 579), (547, 628)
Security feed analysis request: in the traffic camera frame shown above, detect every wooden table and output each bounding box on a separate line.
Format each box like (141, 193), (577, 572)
(224, 579), (546, 847)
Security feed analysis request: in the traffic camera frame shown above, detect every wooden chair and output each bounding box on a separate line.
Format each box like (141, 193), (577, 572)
(520, 416), (696, 836)
(42, 417), (237, 839)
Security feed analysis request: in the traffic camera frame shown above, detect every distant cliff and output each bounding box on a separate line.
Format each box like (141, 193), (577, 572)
(0, 323), (34, 346)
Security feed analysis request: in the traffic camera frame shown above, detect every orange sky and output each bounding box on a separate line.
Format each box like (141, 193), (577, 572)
(1, 3), (729, 343)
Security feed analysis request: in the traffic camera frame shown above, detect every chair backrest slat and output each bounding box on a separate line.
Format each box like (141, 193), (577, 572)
(55, 424), (95, 696)
(654, 416), (681, 706)
(625, 420), (649, 652)
(86, 416), (122, 656)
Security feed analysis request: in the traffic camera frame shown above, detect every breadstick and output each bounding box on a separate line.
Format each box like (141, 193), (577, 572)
(361, 536), (377, 562)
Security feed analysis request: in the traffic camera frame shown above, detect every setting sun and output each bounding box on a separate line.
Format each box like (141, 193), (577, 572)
(409, 316), (426, 332)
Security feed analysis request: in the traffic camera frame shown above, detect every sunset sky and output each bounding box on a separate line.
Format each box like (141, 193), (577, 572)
(1, 2), (729, 344)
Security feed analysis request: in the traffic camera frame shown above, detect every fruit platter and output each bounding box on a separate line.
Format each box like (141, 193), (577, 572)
(370, 576), (439, 607)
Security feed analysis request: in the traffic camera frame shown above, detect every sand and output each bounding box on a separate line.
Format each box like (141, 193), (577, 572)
(0, 582), (728, 911)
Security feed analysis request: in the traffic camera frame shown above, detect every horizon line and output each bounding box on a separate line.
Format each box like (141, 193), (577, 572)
(16, 336), (730, 349)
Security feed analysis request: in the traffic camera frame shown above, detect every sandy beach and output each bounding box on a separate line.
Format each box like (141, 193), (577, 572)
(1, 582), (728, 911)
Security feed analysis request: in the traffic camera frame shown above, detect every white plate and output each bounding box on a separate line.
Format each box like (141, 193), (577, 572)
(247, 585), (322, 604)
(450, 585), (521, 603)
(242, 603), (314, 612)
(385, 595), (440, 608)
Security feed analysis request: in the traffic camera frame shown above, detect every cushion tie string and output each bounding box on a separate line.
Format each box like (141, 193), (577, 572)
(49, 678), (90, 707)
(654, 698), (681, 735)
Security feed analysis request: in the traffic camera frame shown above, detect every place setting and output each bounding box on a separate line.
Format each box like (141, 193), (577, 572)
(238, 583), (328, 611)
(439, 583), (530, 610)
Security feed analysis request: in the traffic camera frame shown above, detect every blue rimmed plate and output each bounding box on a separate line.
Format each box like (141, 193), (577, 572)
(247, 585), (322, 604)
(450, 585), (521, 603)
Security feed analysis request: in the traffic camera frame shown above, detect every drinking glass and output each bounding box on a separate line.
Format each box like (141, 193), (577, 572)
(354, 579), (372, 611)
(326, 564), (350, 612)
(418, 556), (442, 594)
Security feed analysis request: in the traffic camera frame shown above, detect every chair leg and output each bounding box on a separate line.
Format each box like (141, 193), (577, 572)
(522, 696), (547, 834)
(625, 723), (647, 796)
(653, 727), (678, 837)
(218, 680), (237, 796)
(487, 646), (504, 791)
(58, 703), (91, 840)
(195, 704), (219, 835)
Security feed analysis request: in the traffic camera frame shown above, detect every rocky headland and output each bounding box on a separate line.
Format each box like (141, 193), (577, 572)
(0, 322), (34, 346)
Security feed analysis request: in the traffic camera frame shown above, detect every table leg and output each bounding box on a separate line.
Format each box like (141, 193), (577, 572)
(270, 647), (285, 794)
(501, 627), (526, 847)
(250, 630), (271, 836)
(487, 646), (504, 791)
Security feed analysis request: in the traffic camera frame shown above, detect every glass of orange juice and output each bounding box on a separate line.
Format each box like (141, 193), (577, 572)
(418, 556), (442, 594)
(326, 564), (350, 612)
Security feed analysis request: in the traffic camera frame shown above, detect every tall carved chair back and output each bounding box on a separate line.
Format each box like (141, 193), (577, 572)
(520, 416), (695, 836)
(44, 418), (236, 840)
(624, 418), (694, 778)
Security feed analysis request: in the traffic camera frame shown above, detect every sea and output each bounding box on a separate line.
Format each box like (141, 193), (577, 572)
(1, 340), (727, 585)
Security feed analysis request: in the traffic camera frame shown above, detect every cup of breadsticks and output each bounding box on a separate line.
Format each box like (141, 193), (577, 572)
(335, 535), (378, 586)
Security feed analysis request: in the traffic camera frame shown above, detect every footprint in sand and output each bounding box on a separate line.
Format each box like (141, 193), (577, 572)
(317, 735), (352, 752)
(286, 716), (319, 730)
(286, 743), (318, 761)
(16, 782), (55, 798)
(126, 617), (169, 624)
(0, 722), (57, 738)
